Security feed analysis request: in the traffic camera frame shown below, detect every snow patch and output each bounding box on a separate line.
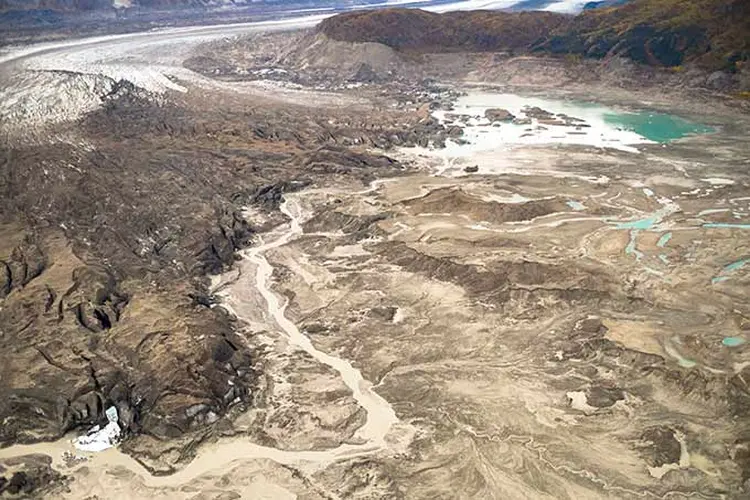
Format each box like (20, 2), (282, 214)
(566, 391), (598, 415)
(700, 178), (735, 186)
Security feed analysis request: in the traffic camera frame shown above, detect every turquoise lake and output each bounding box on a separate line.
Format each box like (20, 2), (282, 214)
(604, 112), (714, 143)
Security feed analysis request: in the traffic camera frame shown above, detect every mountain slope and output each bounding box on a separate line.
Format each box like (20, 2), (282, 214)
(318, 1), (750, 69)
(547, 0), (750, 68)
(318, 8), (572, 52)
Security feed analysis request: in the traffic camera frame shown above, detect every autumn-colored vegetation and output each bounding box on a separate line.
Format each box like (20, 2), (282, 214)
(318, 9), (571, 52)
(318, 0), (750, 70)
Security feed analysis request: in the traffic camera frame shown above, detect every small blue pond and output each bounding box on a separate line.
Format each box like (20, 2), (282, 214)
(616, 217), (659, 231)
(604, 112), (714, 143)
(722, 337), (746, 347)
(712, 258), (749, 284)
(656, 232), (672, 248)
(566, 200), (585, 211)
(724, 259), (749, 273)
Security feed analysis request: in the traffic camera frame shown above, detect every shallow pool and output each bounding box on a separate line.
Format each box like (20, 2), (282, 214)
(604, 112), (714, 143)
(656, 232), (672, 247)
(722, 337), (746, 347)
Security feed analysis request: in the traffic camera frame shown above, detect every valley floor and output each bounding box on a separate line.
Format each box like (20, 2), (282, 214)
(0, 22), (749, 499)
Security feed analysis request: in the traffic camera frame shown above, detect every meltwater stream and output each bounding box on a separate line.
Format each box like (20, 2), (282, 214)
(243, 196), (399, 447)
(0, 194), (403, 490)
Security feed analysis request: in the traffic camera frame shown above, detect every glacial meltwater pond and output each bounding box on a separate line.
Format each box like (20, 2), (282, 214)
(604, 112), (714, 143)
(434, 92), (713, 155)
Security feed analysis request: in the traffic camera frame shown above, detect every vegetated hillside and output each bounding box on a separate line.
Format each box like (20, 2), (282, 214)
(318, 8), (572, 52)
(318, 1), (750, 70)
(582, 0), (630, 10)
(548, 0), (750, 68)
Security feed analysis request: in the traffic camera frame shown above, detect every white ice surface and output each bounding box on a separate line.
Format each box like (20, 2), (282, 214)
(72, 406), (121, 453)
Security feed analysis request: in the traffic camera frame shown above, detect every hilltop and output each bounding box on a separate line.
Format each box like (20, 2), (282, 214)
(318, 1), (750, 70)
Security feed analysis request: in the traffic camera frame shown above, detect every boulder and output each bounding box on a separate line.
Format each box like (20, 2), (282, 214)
(349, 63), (381, 83)
(705, 71), (733, 90)
(523, 106), (554, 120)
(484, 108), (515, 122)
